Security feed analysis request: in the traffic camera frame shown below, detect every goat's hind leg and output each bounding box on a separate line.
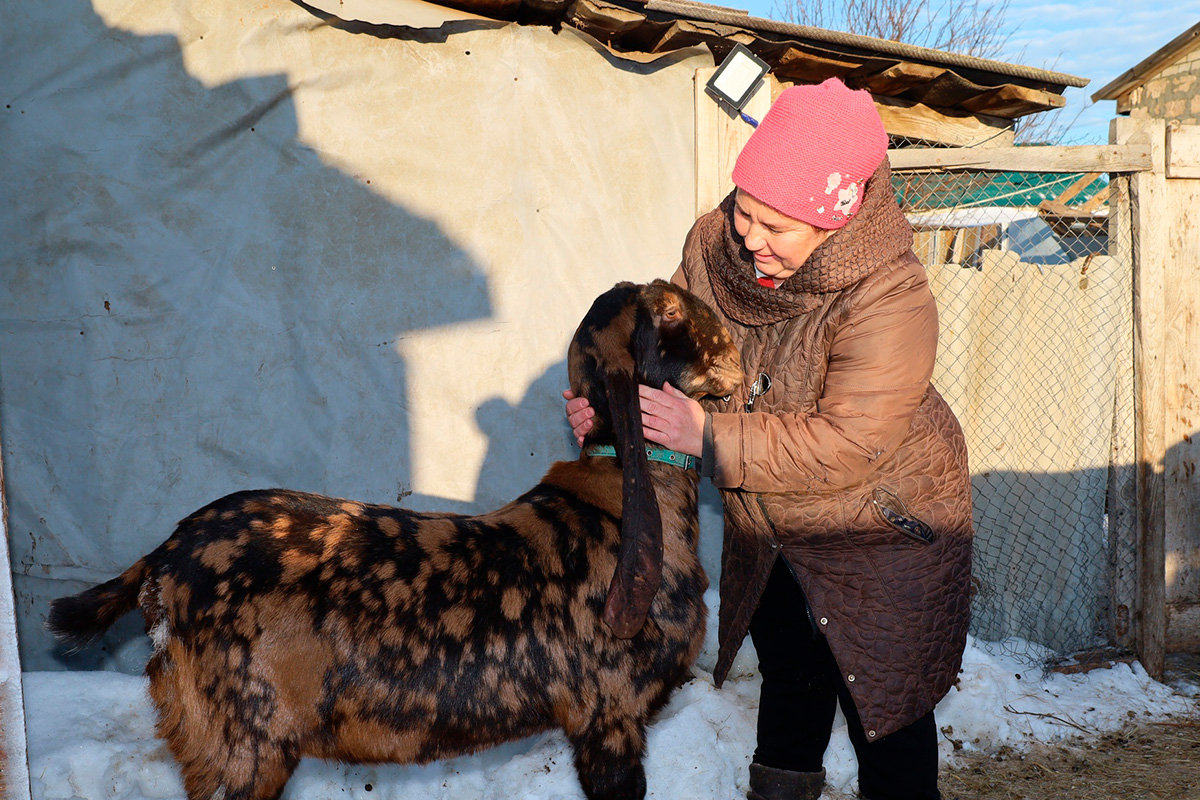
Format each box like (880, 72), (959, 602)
(150, 661), (300, 800)
(171, 737), (299, 800)
(567, 715), (648, 800)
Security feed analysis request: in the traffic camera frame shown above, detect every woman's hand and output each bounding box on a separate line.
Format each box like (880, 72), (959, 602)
(562, 389), (595, 447)
(639, 383), (704, 457)
(565, 384), (704, 455)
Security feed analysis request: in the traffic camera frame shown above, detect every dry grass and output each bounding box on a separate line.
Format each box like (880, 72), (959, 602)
(942, 653), (1200, 800)
(815, 655), (1200, 800)
(942, 719), (1200, 800)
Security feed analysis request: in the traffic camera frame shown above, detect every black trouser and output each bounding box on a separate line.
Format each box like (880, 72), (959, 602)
(747, 557), (941, 800)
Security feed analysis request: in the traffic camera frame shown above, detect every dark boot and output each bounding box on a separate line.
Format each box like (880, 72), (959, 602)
(747, 762), (826, 800)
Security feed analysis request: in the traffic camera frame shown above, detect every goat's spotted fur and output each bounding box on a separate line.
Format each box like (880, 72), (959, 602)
(47, 280), (742, 800)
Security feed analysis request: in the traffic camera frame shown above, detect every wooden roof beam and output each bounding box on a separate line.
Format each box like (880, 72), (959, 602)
(567, 0), (647, 35)
(851, 61), (946, 96)
(959, 83), (1066, 118)
(873, 95), (1014, 148)
(889, 143), (1154, 172)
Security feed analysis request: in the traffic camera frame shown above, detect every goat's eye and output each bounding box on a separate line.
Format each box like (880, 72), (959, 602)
(662, 307), (681, 321)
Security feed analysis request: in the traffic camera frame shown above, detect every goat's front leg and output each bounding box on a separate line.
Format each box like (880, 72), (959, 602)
(567, 712), (649, 800)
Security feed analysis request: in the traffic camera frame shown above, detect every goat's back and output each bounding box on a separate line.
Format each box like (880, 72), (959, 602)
(136, 458), (705, 767)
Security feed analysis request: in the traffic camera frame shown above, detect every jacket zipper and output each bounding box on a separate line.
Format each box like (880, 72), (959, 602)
(744, 337), (819, 636)
(755, 495), (821, 638)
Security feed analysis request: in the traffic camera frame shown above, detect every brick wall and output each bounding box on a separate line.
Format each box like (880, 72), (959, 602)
(1126, 44), (1200, 124)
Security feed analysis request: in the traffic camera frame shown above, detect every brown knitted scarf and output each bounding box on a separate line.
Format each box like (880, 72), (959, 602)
(700, 161), (915, 326)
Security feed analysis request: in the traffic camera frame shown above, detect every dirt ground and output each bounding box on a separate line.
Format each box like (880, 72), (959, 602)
(941, 718), (1200, 800)
(822, 654), (1200, 800)
(942, 654), (1200, 800)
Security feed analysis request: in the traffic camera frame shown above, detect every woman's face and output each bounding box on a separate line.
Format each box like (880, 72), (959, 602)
(732, 189), (834, 281)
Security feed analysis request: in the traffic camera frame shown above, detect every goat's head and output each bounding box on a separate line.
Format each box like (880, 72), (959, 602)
(568, 280), (741, 638)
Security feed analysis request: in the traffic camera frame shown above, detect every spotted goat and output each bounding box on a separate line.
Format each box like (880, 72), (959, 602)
(47, 279), (742, 800)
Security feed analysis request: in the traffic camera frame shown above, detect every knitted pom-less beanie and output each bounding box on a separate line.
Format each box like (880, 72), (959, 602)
(732, 78), (888, 230)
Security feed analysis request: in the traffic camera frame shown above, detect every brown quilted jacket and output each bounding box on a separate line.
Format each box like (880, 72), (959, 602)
(676, 165), (973, 742)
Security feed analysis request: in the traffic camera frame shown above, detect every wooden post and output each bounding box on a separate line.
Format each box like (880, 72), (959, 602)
(1162, 122), (1200, 652)
(1115, 116), (1168, 678)
(0, 429), (33, 800)
(694, 68), (773, 219)
(1107, 170), (1138, 652)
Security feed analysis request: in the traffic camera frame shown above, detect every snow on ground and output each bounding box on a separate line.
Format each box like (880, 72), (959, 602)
(21, 592), (1199, 800)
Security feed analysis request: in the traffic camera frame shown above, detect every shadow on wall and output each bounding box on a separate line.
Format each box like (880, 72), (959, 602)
(471, 359), (579, 511)
(968, 443), (1200, 660)
(467, 360), (726, 583)
(1, 0), (511, 671)
(968, 466), (1118, 660)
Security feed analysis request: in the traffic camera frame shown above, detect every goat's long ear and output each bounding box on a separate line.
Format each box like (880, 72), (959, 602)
(601, 368), (663, 639)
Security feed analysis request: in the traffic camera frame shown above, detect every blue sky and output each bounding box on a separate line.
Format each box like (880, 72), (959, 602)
(733, 0), (1200, 144)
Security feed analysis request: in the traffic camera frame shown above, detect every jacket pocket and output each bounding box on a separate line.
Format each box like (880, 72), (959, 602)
(871, 486), (935, 545)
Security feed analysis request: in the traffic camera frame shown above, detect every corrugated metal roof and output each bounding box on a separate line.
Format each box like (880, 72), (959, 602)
(553, 0), (1084, 118)
(641, 0), (1087, 88)
(307, 0), (1088, 121)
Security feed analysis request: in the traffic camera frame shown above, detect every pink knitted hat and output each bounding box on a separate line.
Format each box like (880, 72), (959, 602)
(732, 78), (888, 230)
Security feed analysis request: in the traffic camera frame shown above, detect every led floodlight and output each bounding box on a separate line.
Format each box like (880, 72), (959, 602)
(705, 43), (770, 125)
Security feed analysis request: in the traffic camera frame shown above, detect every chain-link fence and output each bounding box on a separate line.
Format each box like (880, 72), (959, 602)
(890, 148), (1134, 667)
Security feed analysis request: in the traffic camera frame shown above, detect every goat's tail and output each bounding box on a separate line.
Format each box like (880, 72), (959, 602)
(46, 557), (152, 653)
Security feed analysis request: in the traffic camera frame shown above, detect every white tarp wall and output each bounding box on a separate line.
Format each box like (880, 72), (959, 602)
(2, 476), (33, 800)
(2, 0), (714, 671)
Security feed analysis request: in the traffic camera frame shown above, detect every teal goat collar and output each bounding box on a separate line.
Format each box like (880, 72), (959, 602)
(584, 444), (699, 472)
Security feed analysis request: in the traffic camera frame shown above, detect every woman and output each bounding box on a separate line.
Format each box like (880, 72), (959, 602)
(566, 78), (972, 800)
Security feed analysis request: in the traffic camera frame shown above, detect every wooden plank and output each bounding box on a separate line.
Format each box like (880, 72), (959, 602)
(772, 47), (858, 84)
(1079, 184), (1111, 215)
(959, 82), (1066, 118)
(1108, 173), (1138, 651)
(1057, 172), (1103, 205)
(1036, 172), (1099, 227)
(1115, 91), (1136, 117)
(694, 67), (771, 218)
(694, 66), (721, 219)
(1166, 123), (1200, 179)
(873, 95), (1014, 148)
(1117, 116), (1168, 678)
(1162, 153), (1200, 651)
(1167, 604), (1200, 650)
(889, 143), (1154, 173)
(904, 71), (989, 111)
(0, 424), (33, 800)
(650, 19), (755, 53)
(566, 0), (646, 35)
(649, 21), (703, 53)
(1038, 173), (1105, 222)
(853, 61), (946, 96)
